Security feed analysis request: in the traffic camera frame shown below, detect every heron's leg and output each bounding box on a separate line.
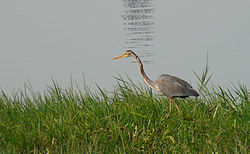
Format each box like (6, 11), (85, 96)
(167, 97), (173, 119)
(175, 103), (183, 117)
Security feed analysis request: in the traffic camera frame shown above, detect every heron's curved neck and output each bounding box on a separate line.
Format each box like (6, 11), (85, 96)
(131, 54), (157, 90)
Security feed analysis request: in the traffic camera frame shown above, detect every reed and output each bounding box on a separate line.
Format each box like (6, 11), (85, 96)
(0, 72), (249, 153)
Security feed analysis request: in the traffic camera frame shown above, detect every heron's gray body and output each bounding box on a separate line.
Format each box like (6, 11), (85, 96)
(153, 74), (199, 98)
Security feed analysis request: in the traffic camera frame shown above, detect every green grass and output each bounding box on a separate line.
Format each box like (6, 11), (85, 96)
(0, 74), (249, 153)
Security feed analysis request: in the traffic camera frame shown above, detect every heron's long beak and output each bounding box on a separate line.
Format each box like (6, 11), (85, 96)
(112, 55), (124, 60)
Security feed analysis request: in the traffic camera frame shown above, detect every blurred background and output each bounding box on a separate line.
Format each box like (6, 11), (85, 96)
(1, 0), (249, 92)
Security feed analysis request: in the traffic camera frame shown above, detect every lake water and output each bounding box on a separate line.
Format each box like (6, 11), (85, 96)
(1, 0), (250, 93)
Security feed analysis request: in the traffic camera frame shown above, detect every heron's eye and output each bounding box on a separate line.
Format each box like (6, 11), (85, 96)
(125, 54), (130, 57)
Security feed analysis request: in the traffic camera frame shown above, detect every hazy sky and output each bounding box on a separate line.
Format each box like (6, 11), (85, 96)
(1, 0), (249, 92)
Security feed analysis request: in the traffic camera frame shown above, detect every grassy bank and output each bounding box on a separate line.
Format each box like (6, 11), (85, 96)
(0, 75), (249, 153)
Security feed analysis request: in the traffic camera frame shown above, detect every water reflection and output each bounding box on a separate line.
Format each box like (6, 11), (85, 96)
(121, 0), (155, 62)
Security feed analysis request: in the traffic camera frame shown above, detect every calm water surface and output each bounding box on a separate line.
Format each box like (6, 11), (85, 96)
(122, 0), (155, 62)
(0, 0), (249, 93)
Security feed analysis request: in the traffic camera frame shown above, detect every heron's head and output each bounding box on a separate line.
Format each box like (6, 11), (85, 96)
(112, 50), (135, 60)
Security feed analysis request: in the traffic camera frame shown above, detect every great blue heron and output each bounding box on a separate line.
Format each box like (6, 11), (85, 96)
(113, 50), (199, 118)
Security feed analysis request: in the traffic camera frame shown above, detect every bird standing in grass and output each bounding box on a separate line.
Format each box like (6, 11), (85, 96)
(113, 50), (199, 118)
